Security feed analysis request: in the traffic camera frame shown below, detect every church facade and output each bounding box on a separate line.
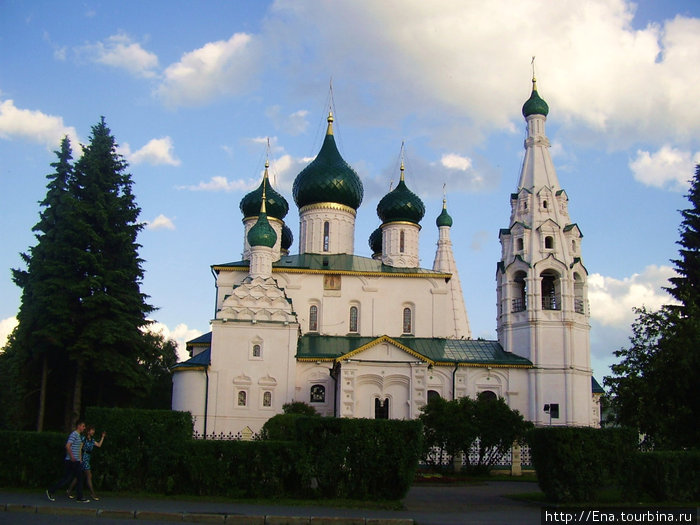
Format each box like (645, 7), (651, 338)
(172, 78), (602, 437)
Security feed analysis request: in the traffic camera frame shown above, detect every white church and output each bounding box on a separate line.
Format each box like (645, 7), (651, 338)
(172, 77), (603, 437)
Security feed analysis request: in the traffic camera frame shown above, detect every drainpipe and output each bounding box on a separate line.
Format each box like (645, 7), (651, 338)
(330, 362), (339, 417)
(203, 367), (209, 439)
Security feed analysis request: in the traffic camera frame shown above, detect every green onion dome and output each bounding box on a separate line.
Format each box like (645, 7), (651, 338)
(247, 205), (277, 248)
(292, 113), (363, 210)
(522, 78), (549, 118)
(436, 200), (453, 227)
(240, 163), (289, 220)
(281, 223), (293, 251)
(376, 164), (425, 225)
(368, 226), (383, 255)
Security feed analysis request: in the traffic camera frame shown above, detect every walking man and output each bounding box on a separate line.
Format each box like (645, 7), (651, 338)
(46, 421), (89, 503)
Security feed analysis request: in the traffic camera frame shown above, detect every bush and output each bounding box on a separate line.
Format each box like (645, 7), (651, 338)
(625, 450), (700, 502)
(529, 427), (637, 503)
(0, 431), (66, 487)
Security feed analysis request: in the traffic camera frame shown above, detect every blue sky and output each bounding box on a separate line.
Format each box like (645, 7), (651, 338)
(1, 0), (699, 381)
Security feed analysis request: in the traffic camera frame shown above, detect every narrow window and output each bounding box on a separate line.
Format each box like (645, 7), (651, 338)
(252, 344), (261, 357)
(543, 200), (548, 209)
(263, 391), (272, 407)
(375, 398), (389, 419)
(571, 240), (576, 252)
(545, 236), (554, 249)
(512, 271), (527, 312)
(349, 306), (358, 333)
(399, 230), (405, 253)
(574, 273), (585, 314)
(309, 305), (318, 331)
(402, 307), (412, 334)
(541, 270), (560, 310)
(516, 238), (524, 252)
(237, 391), (247, 407)
(323, 221), (330, 252)
(310, 384), (325, 403)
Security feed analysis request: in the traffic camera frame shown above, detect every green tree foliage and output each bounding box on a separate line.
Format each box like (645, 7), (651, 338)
(282, 401), (319, 416)
(4, 119), (176, 431)
(419, 393), (531, 470)
(605, 165), (700, 449)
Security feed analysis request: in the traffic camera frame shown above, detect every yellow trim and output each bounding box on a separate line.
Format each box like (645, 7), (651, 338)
(172, 366), (208, 372)
(297, 357), (336, 362)
(242, 216), (284, 224)
(212, 265), (452, 279)
(382, 220), (422, 229)
(300, 202), (357, 216)
(335, 335), (435, 365)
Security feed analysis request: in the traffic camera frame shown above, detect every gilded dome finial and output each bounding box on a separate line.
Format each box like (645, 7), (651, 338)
(327, 111), (334, 135)
(531, 56), (538, 91)
(400, 141), (406, 182)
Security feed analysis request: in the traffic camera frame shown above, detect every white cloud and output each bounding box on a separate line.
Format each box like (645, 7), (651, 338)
(265, 106), (310, 136)
(156, 33), (259, 107)
(78, 33), (159, 78)
(124, 137), (181, 166)
(146, 214), (176, 231)
(0, 317), (18, 351)
(441, 153), (472, 172)
(0, 99), (80, 150)
(263, 1), (700, 149)
(145, 321), (203, 362)
(588, 265), (677, 328)
(177, 176), (256, 192)
(629, 145), (700, 191)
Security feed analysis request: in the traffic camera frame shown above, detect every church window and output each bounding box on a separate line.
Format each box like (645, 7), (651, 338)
(349, 306), (358, 333)
(574, 272), (585, 314)
(399, 230), (405, 253)
(512, 271), (527, 312)
(310, 384), (325, 403)
(479, 390), (497, 401)
(427, 390), (440, 403)
(309, 305), (319, 332)
(541, 270), (561, 310)
(571, 239), (576, 252)
(543, 200), (548, 209)
(262, 391), (272, 407)
(402, 307), (413, 334)
(252, 344), (261, 358)
(375, 398), (389, 419)
(323, 221), (330, 252)
(545, 236), (554, 250)
(237, 391), (247, 407)
(516, 237), (524, 252)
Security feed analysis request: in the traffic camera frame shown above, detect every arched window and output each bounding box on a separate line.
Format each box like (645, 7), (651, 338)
(479, 390), (498, 401)
(252, 344), (261, 358)
(323, 221), (330, 252)
(574, 272), (585, 314)
(516, 237), (524, 252)
(237, 391), (247, 407)
(402, 307), (413, 334)
(399, 230), (405, 253)
(427, 390), (440, 403)
(309, 305), (319, 332)
(310, 384), (325, 403)
(571, 239), (576, 253)
(512, 271), (527, 312)
(541, 270), (560, 310)
(262, 391), (272, 407)
(543, 200), (548, 209)
(375, 398), (389, 419)
(349, 306), (358, 333)
(545, 236), (554, 249)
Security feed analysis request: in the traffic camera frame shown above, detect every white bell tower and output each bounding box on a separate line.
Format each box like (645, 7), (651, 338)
(496, 72), (593, 426)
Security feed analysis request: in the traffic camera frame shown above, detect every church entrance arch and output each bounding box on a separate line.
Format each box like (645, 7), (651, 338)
(374, 397), (389, 419)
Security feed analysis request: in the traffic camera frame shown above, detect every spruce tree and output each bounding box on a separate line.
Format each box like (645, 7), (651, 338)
(6, 137), (80, 430)
(68, 117), (155, 419)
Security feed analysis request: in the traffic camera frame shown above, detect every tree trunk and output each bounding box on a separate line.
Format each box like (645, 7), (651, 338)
(36, 354), (48, 432)
(70, 359), (84, 430)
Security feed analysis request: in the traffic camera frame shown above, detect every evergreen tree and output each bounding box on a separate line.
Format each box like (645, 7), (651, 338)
(4, 137), (80, 430)
(605, 165), (700, 449)
(68, 117), (155, 420)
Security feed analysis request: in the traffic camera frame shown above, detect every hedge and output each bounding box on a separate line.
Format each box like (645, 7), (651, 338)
(624, 450), (700, 502)
(528, 426), (637, 503)
(0, 431), (66, 487)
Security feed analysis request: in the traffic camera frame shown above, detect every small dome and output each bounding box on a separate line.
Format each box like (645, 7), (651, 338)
(376, 164), (425, 225)
(522, 79), (549, 118)
(240, 164), (289, 220)
(292, 113), (363, 210)
(368, 226), (382, 255)
(436, 200), (453, 227)
(281, 224), (293, 251)
(247, 209), (277, 248)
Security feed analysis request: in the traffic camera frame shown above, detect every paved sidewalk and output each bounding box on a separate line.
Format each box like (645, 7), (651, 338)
(0, 481), (544, 525)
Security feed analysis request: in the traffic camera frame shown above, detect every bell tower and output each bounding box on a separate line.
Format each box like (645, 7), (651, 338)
(496, 71), (593, 426)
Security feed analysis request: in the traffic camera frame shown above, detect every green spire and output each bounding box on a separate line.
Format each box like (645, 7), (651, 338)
(522, 75), (549, 117)
(247, 190), (277, 248)
(436, 198), (453, 227)
(377, 161), (425, 225)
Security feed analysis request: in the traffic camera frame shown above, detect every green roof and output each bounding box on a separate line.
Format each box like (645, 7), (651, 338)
(296, 334), (533, 367)
(247, 210), (277, 247)
(215, 253), (450, 277)
(377, 178), (425, 225)
(436, 205), (453, 227)
(522, 83), (549, 117)
(239, 173), (289, 220)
